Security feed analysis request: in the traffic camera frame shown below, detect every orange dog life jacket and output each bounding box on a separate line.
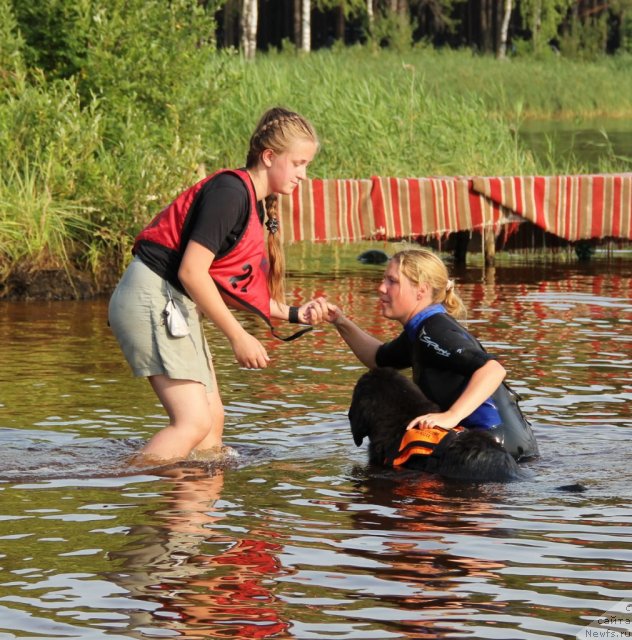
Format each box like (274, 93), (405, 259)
(389, 425), (464, 467)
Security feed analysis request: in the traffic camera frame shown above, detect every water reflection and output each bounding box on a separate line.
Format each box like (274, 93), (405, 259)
(341, 472), (520, 638)
(104, 467), (291, 638)
(0, 252), (630, 639)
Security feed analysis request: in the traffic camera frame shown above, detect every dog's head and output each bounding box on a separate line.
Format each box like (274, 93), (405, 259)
(348, 368), (439, 465)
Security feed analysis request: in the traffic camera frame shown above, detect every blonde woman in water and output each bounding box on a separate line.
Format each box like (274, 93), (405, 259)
(313, 248), (538, 459)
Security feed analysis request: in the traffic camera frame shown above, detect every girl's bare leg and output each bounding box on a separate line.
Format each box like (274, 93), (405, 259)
(139, 375), (215, 461)
(193, 360), (224, 452)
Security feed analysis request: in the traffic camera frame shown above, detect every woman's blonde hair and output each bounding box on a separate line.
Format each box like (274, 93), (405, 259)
(246, 107), (319, 303)
(391, 248), (467, 320)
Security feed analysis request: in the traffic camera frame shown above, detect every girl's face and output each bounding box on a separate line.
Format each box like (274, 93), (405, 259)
(378, 260), (426, 324)
(265, 139), (318, 195)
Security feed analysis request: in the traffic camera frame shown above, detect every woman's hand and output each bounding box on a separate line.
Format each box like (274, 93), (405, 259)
(407, 412), (460, 431)
(407, 360), (506, 431)
(325, 302), (344, 325)
(229, 330), (270, 369)
(298, 297), (324, 325)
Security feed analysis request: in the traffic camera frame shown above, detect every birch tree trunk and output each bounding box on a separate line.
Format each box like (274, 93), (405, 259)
(498, 0), (513, 58)
(367, 0), (373, 30)
(240, 0), (257, 60)
(301, 0), (311, 52)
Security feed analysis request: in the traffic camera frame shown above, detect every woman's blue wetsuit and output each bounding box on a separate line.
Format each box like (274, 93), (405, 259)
(375, 304), (539, 460)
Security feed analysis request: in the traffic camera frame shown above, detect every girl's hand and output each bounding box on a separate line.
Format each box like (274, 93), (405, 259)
(300, 297), (340, 325)
(229, 331), (270, 369)
(299, 297), (325, 325)
(407, 412), (460, 431)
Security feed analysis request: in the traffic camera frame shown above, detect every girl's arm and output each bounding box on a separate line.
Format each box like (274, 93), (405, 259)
(179, 240), (270, 369)
(407, 359), (507, 430)
(269, 298), (326, 325)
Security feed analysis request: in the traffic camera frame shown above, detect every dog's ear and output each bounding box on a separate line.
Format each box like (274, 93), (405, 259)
(348, 407), (368, 446)
(348, 373), (374, 447)
(352, 429), (366, 447)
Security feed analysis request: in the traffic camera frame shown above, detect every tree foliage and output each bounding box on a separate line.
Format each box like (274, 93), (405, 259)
(518, 0), (574, 53)
(1, 0), (228, 282)
(0, 0), (24, 74)
(217, 0), (630, 57)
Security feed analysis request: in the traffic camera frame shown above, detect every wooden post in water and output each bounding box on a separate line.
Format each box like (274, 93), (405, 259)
(453, 230), (470, 265)
(484, 226), (496, 266)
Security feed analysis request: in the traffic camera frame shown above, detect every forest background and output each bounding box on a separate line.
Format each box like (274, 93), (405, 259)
(1, 0), (632, 297)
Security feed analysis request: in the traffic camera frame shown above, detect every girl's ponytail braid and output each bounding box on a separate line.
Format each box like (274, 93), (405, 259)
(264, 193), (285, 303)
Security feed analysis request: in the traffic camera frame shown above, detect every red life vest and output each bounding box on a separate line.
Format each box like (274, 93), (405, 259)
(133, 169), (310, 341)
(134, 168), (270, 318)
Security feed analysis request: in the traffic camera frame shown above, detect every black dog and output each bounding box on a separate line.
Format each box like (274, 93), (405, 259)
(357, 249), (389, 264)
(348, 367), (526, 482)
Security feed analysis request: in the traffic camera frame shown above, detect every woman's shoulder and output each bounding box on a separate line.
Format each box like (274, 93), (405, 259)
(196, 171), (250, 211)
(420, 312), (477, 344)
(424, 311), (463, 330)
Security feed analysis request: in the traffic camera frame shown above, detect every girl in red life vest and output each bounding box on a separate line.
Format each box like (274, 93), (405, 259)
(108, 107), (325, 463)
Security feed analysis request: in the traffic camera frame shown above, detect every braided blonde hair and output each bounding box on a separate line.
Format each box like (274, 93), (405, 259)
(246, 107), (319, 303)
(391, 248), (467, 320)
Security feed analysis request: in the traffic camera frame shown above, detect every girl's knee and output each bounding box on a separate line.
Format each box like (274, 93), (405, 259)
(212, 403), (225, 429)
(206, 391), (224, 423)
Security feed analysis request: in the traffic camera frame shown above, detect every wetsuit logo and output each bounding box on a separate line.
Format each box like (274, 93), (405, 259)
(419, 327), (450, 357)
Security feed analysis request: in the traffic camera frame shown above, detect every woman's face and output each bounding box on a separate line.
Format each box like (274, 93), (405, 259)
(377, 260), (423, 324)
(266, 139), (318, 195)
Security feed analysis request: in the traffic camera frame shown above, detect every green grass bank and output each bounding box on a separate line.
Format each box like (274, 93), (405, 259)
(1, 47), (632, 296)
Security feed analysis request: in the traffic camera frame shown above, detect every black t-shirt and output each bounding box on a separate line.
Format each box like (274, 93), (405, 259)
(376, 313), (493, 410)
(135, 172), (265, 290)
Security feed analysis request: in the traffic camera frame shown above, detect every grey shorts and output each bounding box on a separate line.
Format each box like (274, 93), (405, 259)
(108, 257), (214, 390)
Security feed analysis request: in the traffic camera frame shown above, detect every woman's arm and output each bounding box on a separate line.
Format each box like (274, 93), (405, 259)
(178, 240), (270, 369)
(317, 302), (382, 369)
(335, 316), (382, 369)
(407, 359), (507, 430)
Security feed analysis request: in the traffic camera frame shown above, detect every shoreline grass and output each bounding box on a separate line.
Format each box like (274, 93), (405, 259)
(1, 47), (631, 295)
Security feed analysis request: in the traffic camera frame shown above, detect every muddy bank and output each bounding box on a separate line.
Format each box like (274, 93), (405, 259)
(2, 265), (106, 301)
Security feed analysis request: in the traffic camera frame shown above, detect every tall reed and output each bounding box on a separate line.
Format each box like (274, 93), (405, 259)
(2, 45), (631, 292)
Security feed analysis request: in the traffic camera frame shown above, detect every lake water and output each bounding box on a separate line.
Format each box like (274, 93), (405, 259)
(0, 246), (631, 639)
(519, 118), (632, 171)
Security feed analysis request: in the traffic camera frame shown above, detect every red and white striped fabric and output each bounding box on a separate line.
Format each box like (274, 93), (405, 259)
(277, 174), (632, 243)
(472, 175), (632, 241)
(277, 178), (373, 242)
